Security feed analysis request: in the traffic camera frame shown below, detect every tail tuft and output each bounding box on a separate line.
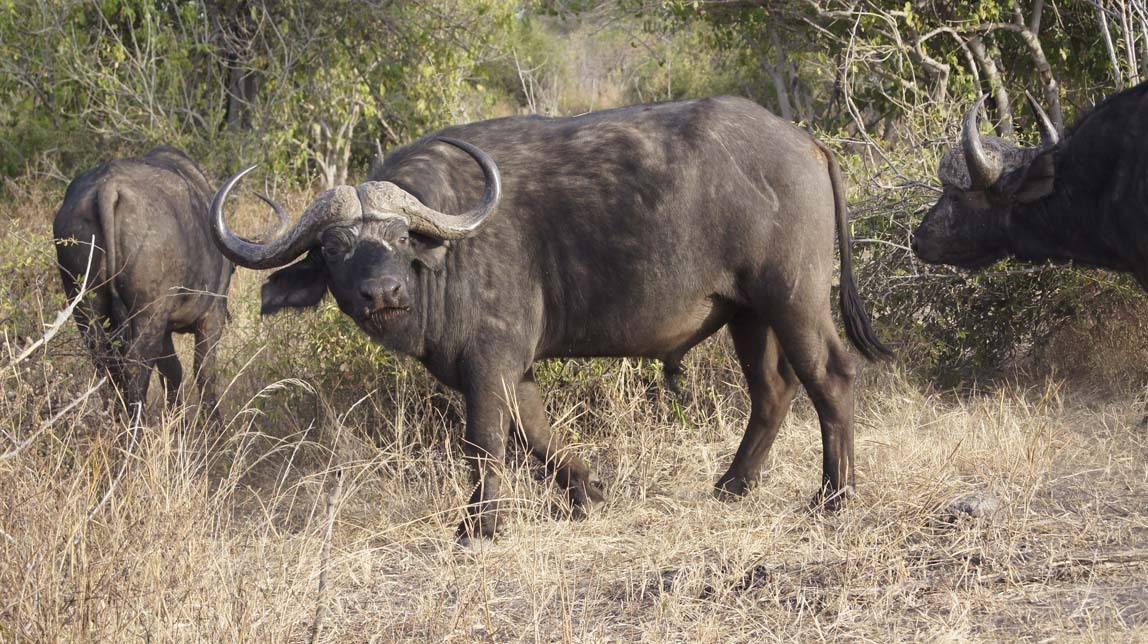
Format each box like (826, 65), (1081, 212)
(840, 279), (893, 362)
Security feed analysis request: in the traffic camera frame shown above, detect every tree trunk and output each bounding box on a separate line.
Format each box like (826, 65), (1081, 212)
(226, 64), (259, 132)
(1099, 4), (1124, 86)
(1000, 4), (1064, 132)
(207, 0), (259, 133)
(968, 35), (1013, 137)
(766, 26), (794, 121)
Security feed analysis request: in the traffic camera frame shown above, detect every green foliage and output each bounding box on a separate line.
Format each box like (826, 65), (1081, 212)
(0, 186), (68, 347)
(305, 302), (393, 378)
(0, 0), (523, 187)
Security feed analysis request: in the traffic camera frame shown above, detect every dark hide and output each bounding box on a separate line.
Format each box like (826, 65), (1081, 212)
(53, 147), (229, 417)
(913, 82), (1148, 287)
(239, 96), (891, 540)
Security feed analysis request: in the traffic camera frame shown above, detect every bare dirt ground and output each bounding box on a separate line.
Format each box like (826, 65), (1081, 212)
(2, 189), (1147, 642)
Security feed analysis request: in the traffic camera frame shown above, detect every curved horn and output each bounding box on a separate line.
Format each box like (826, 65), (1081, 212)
(402, 137), (502, 240)
(1024, 90), (1060, 148)
(254, 192), (292, 242)
(210, 165), (362, 270)
(961, 94), (1002, 190)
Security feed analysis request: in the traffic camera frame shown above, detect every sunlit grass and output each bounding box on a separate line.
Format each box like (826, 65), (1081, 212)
(2, 188), (1146, 642)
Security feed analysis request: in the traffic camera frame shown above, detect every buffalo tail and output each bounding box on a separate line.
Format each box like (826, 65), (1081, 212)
(96, 185), (130, 328)
(817, 139), (894, 362)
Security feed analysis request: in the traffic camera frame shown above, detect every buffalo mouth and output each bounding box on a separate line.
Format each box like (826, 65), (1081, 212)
(917, 249), (1004, 270)
(364, 306), (411, 324)
(913, 234), (1004, 270)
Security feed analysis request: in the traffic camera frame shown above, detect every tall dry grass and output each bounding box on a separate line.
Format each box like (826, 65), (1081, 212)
(2, 184), (1147, 642)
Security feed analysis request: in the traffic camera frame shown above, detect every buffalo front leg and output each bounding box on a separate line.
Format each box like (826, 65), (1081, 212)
(715, 314), (799, 498)
(457, 374), (516, 543)
(513, 370), (604, 518)
(661, 355), (693, 406)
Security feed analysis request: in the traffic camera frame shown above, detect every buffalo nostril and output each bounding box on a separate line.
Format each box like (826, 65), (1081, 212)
(361, 277), (406, 309)
(382, 277), (402, 297)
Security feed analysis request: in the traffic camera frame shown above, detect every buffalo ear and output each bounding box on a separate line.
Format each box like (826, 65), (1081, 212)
(1010, 149), (1056, 203)
(260, 249), (329, 315)
(411, 234), (450, 271)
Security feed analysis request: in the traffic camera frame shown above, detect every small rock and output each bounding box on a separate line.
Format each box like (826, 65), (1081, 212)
(946, 492), (1001, 518)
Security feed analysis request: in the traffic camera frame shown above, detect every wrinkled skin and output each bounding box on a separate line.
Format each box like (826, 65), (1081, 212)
(219, 97), (891, 542)
(53, 147), (230, 417)
(913, 82), (1148, 288)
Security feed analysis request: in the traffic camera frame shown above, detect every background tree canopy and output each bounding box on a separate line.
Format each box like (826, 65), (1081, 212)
(5, 0), (1141, 184)
(2, 0), (1147, 381)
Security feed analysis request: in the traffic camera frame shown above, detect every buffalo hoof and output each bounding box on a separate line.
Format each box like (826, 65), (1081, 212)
(456, 531), (497, 550)
(713, 473), (754, 500)
(665, 378), (693, 408)
(644, 378), (693, 408)
(809, 485), (855, 512)
(455, 512), (503, 546)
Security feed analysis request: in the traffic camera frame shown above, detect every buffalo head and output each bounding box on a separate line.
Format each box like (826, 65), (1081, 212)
(210, 137), (501, 338)
(912, 95), (1060, 268)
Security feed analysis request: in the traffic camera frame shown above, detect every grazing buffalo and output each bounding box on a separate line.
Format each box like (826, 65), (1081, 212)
(913, 81), (1148, 288)
(212, 96), (891, 541)
(54, 147), (233, 416)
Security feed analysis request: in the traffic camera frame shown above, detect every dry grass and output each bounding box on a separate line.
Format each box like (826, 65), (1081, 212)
(3, 187), (1148, 642)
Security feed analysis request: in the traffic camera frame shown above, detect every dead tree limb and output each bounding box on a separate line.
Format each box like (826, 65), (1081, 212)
(967, 35), (1014, 136)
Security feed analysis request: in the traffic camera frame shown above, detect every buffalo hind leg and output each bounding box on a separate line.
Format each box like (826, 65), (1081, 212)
(193, 305), (226, 419)
(120, 318), (168, 420)
(513, 370), (605, 518)
(769, 301), (858, 509)
(715, 314), (800, 498)
(156, 332), (183, 408)
(67, 278), (129, 417)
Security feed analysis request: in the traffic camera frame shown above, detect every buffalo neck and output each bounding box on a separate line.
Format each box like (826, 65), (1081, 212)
(409, 256), (462, 385)
(1007, 178), (1140, 275)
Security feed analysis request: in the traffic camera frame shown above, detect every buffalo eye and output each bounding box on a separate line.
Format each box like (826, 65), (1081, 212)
(320, 226), (356, 261)
(398, 235), (409, 245)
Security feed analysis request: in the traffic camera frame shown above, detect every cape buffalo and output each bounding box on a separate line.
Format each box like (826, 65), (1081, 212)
(211, 96), (891, 541)
(913, 82), (1148, 288)
(54, 147), (233, 416)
